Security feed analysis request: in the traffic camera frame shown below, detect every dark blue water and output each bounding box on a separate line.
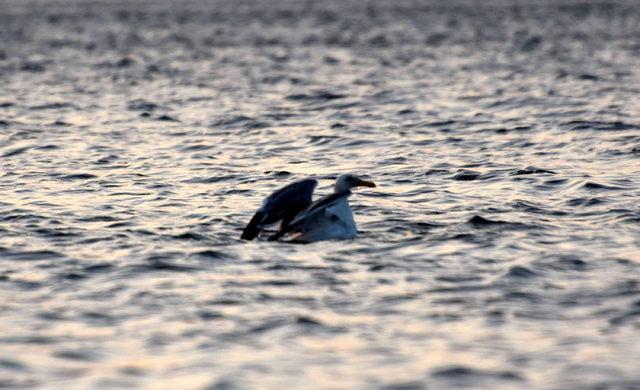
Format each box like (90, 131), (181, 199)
(1, 0), (639, 388)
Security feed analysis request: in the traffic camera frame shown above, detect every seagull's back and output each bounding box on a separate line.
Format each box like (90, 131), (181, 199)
(272, 190), (357, 242)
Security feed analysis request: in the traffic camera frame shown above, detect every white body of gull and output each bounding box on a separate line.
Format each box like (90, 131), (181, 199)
(241, 173), (376, 242)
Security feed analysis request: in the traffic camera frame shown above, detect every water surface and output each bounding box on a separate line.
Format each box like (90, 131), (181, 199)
(1, 0), (640, 388)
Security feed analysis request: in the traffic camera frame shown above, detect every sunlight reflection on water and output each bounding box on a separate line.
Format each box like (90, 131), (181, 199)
(1, 0), (640, 388)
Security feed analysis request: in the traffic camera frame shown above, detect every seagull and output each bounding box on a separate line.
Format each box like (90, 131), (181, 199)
(241, 173), (376, 242)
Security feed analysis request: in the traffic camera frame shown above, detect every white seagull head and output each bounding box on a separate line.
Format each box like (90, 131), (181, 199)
(334, 173), (376, 193)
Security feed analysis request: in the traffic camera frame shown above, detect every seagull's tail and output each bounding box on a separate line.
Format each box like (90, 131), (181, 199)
(241, 211), (265, 240)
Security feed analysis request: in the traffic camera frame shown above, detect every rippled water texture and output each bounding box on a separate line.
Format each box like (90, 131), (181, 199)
(1, 0), (640, 388)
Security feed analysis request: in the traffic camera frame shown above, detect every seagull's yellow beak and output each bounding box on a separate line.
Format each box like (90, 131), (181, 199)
(355, 179), (376, 188)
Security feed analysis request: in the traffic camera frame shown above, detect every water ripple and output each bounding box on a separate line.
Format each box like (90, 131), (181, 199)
(0, 0), (639, 388)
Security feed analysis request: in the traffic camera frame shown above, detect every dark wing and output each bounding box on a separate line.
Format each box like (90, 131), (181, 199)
(268, 190), (351, 241)
(241, 179), (318, 240)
